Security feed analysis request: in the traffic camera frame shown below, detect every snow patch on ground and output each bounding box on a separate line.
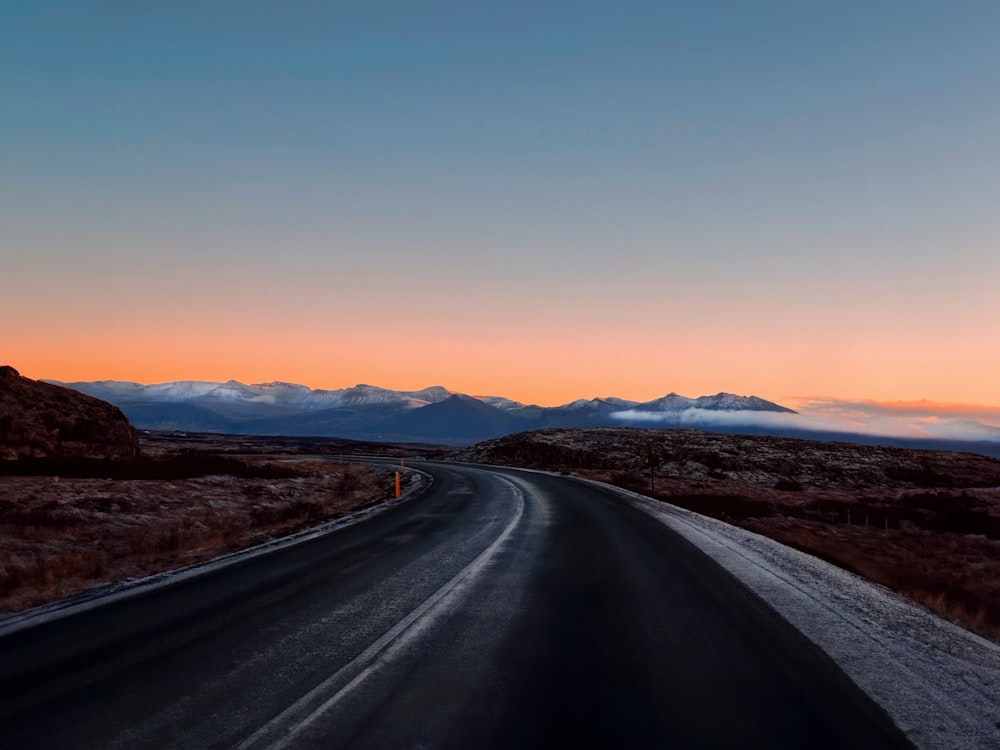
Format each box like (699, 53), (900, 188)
(608, 482), (1000, 750)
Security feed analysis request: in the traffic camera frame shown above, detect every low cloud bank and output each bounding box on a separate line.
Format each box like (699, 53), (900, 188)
(611, 401), (1000, 444)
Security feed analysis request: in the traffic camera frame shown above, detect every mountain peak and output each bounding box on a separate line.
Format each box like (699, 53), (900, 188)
(694, 393), (797, 414)
(410, 386), (455, 402)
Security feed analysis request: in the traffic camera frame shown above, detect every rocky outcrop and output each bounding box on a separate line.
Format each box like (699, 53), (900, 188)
(0, 366), (141, 460)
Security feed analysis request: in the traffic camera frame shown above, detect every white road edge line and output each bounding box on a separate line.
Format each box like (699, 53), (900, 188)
(0, 464), (431, 637)
(236, 474), (526, 750)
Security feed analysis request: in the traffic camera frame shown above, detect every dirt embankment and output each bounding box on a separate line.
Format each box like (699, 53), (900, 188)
(456, 427), (1000, 641)
(0, 435), (409, 613)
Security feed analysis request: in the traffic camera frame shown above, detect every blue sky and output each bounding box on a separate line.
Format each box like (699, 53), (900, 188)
(3, 1), (999, 408)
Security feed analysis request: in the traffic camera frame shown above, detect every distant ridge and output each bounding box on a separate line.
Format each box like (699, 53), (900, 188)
(35, 376), (1000, 457)
(631, 392), (795, 415)
(46, 378), (796, 445)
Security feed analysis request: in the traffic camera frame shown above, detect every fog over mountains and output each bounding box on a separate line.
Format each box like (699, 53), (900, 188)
(48, 379), (795, 445)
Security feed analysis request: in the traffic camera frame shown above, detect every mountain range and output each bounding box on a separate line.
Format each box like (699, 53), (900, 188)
(46, 379), (795, 445)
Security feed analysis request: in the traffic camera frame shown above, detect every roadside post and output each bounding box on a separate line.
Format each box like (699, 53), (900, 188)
(647, 443), (659, 496)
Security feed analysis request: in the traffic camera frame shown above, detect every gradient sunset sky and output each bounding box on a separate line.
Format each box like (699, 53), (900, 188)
(3, 2), (999, 410)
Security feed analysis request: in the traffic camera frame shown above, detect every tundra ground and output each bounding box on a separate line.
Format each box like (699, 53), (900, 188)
(0, 434), (410, 612)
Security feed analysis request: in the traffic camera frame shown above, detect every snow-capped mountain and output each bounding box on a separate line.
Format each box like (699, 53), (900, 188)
(695, 392), (796, 413)
(192, 380), (262, 403)
(335, 384), (454, 409)
(633, 392), (695, 411)
(563, 398), (607, 411)
(248, 382), (331, 408)
(477, 395), (526, 410)
(633, 392), (795, 414)
(143, 381), (228, 402)
(48, 378), (799, 445)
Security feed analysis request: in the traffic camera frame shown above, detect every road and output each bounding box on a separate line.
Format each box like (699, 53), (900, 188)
(0, 461), (913, 749)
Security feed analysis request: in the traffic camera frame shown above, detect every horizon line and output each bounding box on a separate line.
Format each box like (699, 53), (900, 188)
(27, 369), (1000, 415)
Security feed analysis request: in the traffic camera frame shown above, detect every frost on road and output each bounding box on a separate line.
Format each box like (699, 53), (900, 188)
(612, 483), (1000, 750)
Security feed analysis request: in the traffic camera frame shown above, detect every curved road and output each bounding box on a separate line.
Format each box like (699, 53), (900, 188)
(0, 461), (912, 749)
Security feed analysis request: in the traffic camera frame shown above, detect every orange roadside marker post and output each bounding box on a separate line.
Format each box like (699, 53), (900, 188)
(395, 472), (401, 498)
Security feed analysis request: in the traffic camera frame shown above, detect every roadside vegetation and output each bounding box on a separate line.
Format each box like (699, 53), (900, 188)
(0, 436), (403, 613)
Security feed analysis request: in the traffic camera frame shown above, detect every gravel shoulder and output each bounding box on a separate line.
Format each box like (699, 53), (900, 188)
(603, 479), (1000, 750)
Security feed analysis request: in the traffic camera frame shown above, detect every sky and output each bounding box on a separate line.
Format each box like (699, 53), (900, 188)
(3, 1), (999, 419)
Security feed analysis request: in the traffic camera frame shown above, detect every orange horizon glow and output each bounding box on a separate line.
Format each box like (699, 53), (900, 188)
(8, 344), (1000, 416)
(5, 254), (999, 413)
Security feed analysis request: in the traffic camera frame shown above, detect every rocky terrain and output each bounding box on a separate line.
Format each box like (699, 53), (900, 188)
(455, 427), (1000, 640)
(0, 366), (140, 461)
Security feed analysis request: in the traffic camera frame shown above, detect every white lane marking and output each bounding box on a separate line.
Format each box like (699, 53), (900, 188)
(0, 467), (433, 637)
(236, 474), (526, 750)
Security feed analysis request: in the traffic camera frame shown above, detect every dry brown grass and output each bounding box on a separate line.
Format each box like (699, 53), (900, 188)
(0, 448), (397, 613)
(741, 518), (1000, 640)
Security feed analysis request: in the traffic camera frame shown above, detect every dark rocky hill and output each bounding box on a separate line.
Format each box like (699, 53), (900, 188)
(0, 366), (141, 460)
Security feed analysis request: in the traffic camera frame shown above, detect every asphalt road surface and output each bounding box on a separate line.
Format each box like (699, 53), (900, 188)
(0, 461), (913, 749)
